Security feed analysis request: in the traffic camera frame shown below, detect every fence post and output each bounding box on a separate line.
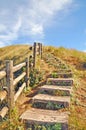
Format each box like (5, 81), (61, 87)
(33, 42), (37, 68)
(41, 43), (42, 59)
(6, 60), (14, 110)
(26, 58), (29, 87)
(38, 43), (42, 59)
(29, 55), (33, 70)
(38, 43), (40, 56)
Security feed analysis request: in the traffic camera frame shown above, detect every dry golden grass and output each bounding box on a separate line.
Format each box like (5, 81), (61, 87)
(0, 45), (86, 129)
(0, 45), (32, 69)
(44, 46), (86, 130)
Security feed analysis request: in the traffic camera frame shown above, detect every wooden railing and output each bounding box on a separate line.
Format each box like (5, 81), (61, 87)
(0, 42), (43, 120)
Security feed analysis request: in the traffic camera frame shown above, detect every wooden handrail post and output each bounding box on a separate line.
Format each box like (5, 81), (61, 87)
(33, 42), (37, 68)
(33, 42), (43, 68)
(26, 58), (29, 87)
(41, 43), (42, 59)
(38, 43), (42, 59)
(38, 43), (41, 57)
(29, 55), (33, 70)
(6, 60), (15, 110)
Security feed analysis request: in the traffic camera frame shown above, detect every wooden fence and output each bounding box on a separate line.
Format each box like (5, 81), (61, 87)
(0, 42), (42, 120)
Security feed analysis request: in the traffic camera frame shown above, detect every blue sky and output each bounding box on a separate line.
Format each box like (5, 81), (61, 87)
(0, 0), (86, 51)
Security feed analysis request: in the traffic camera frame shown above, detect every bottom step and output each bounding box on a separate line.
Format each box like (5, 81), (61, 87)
(20, 108), (69, 124)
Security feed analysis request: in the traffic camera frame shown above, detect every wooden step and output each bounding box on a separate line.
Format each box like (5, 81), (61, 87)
(51, 72), (73, 78)
(47, 78), (73, 86)
(39, 85), (72, 96)
(20, 108), (69, 124)
(32, 94), (70, 108)
(56, 69), (72, 73)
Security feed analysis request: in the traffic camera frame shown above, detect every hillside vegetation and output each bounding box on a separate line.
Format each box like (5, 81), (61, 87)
(0, 45), (86, 130)
(0, 45), (31, 70)
(44, 46), (86, 129)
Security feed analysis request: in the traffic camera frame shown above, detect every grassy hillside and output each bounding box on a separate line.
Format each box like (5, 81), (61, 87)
(44, 46), (86, 129)
(44, 46), (86, 69)
(0, 45), (31, 69)
(0, 45), (86, 130)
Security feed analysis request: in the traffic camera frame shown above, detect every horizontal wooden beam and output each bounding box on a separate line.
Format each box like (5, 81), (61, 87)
(47, 78), (73, 86)
(0, 90), (7, 102)
(32, 94), (70, 107)
(20, 108), (69, 124)
(13, 62), (26, 72)
(14, 82), (26, 102)
(13, 72), (26, 86)
(0, 71), (6, 79)
(0, 107), (8, 121)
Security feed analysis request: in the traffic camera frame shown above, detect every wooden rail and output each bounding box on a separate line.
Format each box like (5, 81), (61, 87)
(13, 62), (26, 72)
(13, 72), (26, 86)
(0, 71), (6, 79)
(0, 90), (7, 102)
(14, 82), (26, 102)
(0, 42), (43, 120)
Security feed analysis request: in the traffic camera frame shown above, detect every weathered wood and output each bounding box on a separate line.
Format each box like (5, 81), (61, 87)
(6, 60), (14, 109)
(47, 78), (73, 81)
(13, 62), (26, 72)
(47, 78), (73, 86)
(41, 43), (42, 59)
(0, 71), (6, 79)
(38, 43), (42, 59)
(38, 43), (41, 56)
(26, 58), (29, 87)
(0, 107), (8, 121)
(29, 55), (33, 70)
(51, 72), (73, 78)
(20, 108), (69, 124)
(39, 85), (72, 96)
(32, 94), (70, 107)
(13, 72), (26, 86)
(56, 69), (72, 73)
(0, 90), (7, 102)
(14, 82), (26, 102)
(33, 42), (37, 68)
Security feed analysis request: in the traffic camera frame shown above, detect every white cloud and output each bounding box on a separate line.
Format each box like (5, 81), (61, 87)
(83, 50), (86, 53)
(0, 0), (74, 47)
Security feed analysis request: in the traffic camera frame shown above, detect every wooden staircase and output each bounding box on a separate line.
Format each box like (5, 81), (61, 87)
(20, 57), (73, 130)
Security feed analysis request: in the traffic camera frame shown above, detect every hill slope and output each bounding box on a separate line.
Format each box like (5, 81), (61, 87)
(44, 46), (86, 129)
(0, 45), (86, 130)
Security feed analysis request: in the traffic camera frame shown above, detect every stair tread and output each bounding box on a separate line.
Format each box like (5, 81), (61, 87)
(20, 108), (69, 124)
(40, 85), (72, 91)
(47, 78), (73, 81)
(32, 94), (70, 103)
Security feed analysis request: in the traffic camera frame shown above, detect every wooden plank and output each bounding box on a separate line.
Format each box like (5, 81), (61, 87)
(51, 72), (73, 78)
(13, 72), (26, 86)
(32, 94), (70, 107)
(14, 82), (26, 102)
(39, 85), (72, 96)
(47, 78), (73, 86)
(40, 85), (72, 91)
(13, 62), (26, 72)
(56, 69), (72, 73)
(33, 42), (37, 68)
(0, 107), (8, 121)
(6, 60), (14, 109)
(20, 108), (69, 124)
(0, 71), (6, 79)
(47, 78), (73, 81)
(26, 58), (29, 87)
(0, 90), (7, 102)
